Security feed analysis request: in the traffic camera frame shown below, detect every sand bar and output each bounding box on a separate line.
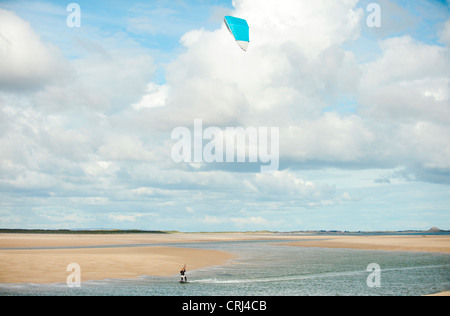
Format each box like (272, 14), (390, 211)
(0, 233), (248, 284)
(0, 232), (296, 249)
(279, 235), (450, 253)
(0, 246), (234, 284)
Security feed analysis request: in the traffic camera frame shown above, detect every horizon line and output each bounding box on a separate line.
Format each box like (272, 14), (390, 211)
(0, 228), (448, 234)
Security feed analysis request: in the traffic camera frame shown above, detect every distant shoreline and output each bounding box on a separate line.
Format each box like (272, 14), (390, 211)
(0, 229), (170, 234)
(1, 228), (449, 235)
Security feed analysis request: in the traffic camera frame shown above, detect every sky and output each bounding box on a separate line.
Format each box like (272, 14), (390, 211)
(0, 0), (449, 232)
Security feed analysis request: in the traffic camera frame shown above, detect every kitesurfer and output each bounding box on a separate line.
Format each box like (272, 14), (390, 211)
(180, 264), (187, 283)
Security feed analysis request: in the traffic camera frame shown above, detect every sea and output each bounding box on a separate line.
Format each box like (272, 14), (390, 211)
(1, 238), (449, 296)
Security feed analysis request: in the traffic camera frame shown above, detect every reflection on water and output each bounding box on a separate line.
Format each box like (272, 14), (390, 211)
(1, 241), (449, 296)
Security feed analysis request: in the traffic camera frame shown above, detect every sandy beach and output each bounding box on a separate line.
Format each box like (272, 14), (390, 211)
(279, 234), (450, 253)
(0, 233), (241, 284)
(0, 246), (234, 284)
(1, 233), (449, 285)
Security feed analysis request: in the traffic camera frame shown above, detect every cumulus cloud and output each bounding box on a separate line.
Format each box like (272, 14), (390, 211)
(1, 0), (449, 230)
(354, 32), (450, 177)
(359, 36), (450, 124)
(0, 8), (72, 90)
(132, 0), (449, 183)
(132, 0), (363, 129)
(281, 113), (375, 163)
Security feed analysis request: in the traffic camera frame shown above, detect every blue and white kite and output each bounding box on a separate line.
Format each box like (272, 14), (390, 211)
(224, 16), (249, 52)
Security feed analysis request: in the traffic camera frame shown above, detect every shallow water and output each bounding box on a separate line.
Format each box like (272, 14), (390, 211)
(1, 240), (449, 296)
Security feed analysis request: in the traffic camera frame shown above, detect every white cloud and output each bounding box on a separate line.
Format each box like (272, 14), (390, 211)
(109, 213), (149, 222)
(281, 113), (375, 163)
(200, 215), (221, 225)
(97, 134), (156, 162)
(34, 208), (95, 226)
(230, 216), (268, 227)
(234, 0), (362, 59)
(186, 206), (195, 214)
(130, 0), (363, 130)
(134, 0), (449, 182)
(0, 8), (72, 90)
(399, 122), (450, 170)
(1, 0), (449, 231)
(353, 33), (450, 175)
(133, 83), (170, 109)
(361, 35), (449, 83)
(251, 170), (335, 201)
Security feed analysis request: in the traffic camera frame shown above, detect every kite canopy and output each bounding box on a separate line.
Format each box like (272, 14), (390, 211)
(224, 16), (249, 51)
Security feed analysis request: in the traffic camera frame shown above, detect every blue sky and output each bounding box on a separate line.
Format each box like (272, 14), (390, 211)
(0, 0), (235, 83)
(0, 0), (449, 231)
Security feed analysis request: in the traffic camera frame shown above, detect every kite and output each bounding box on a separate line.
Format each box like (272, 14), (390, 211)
(224, 16), (249, 52)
